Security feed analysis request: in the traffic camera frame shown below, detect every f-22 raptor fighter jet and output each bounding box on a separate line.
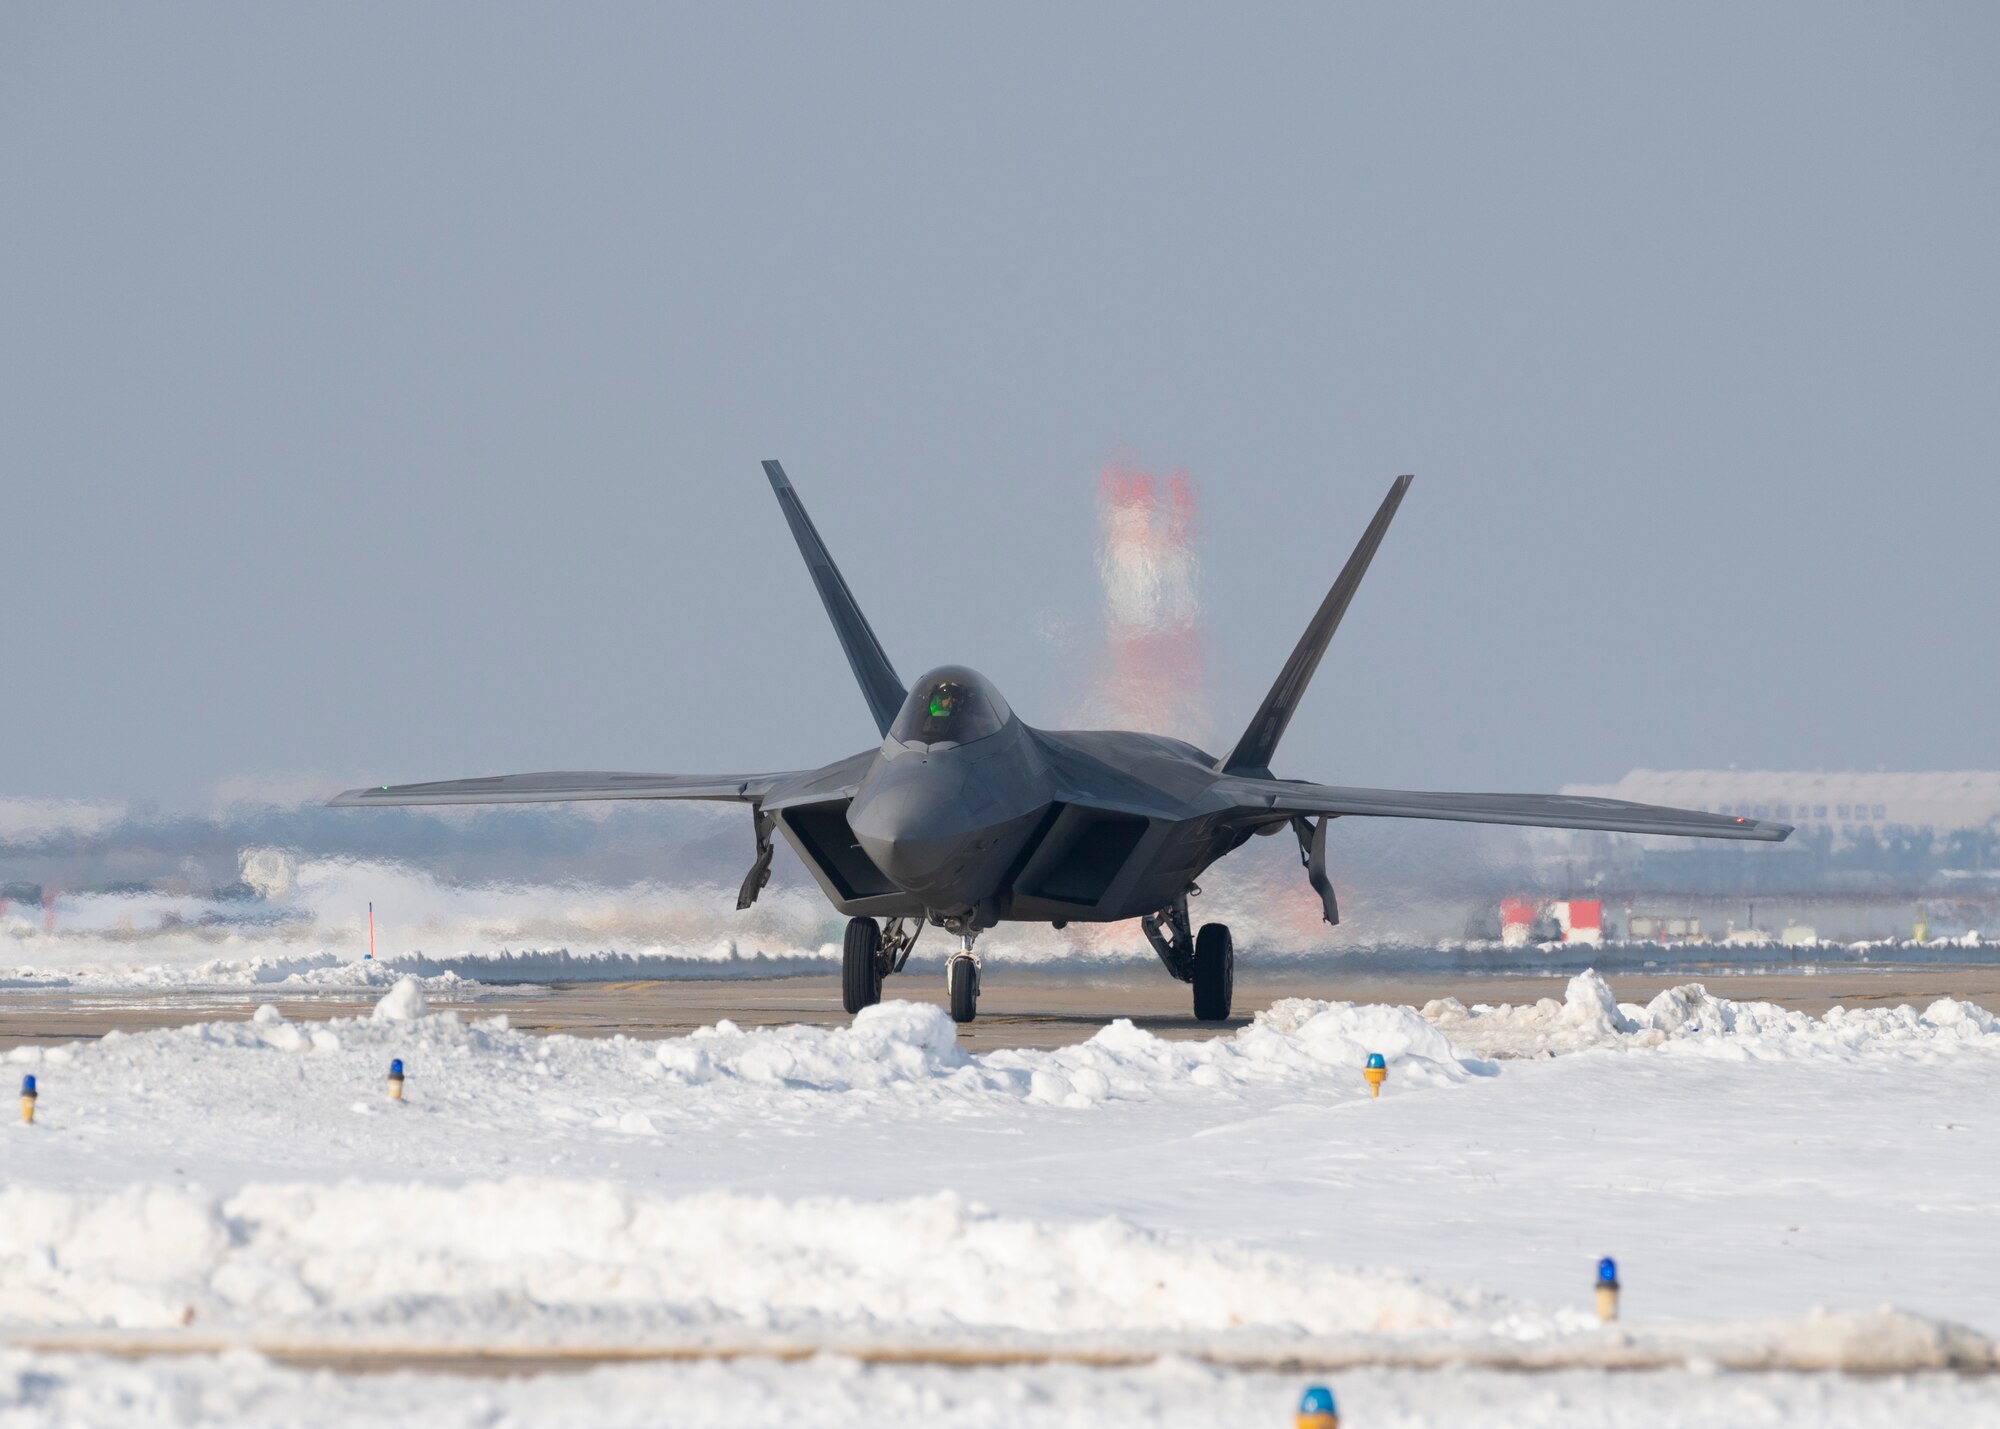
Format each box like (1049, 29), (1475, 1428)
(334, 463), (1790, 1024)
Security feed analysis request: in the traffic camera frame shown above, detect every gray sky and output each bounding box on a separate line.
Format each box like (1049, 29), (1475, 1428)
(4, 4), (1995, 809)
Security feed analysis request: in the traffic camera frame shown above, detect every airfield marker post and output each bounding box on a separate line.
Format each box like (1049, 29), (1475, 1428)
(1363, 1053), (1386, 1098)
(1296, 1383), (1339, 1428)
(1596, 1256), (1620, 1322)
(19, 1075), (35, 1124)
(367, 902), (375, 961)
(387, 1059), (404, 1101)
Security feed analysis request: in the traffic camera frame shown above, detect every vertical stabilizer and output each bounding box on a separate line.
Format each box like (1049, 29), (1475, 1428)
(1220, 474), (1413, 776)
(762, 460), (908, 737)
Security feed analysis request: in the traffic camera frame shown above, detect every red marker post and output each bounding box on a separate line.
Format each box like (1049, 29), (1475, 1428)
(367, 902), (375, 961)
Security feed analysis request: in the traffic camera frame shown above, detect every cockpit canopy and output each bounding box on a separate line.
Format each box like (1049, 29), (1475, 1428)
(889, 665), (1013, 749)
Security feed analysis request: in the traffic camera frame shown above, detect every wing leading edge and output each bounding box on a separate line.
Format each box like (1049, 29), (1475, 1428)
(1216, 776), (1793, 841)
(329, 770), (806, 807)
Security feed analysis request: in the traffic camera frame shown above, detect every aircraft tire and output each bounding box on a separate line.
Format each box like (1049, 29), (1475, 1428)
(842, 917), (883, 1013)
(1192, 922), (1233, 1022)
(948, 954), (978, 1024)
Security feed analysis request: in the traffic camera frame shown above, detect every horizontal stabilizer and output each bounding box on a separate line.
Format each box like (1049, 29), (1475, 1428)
(329, 770), (800, 807)
(1216, 776), (1793, 841)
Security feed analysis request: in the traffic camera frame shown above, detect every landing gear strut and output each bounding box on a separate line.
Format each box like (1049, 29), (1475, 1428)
(1143, 892), (1233, 1022)
(1141, 894), (1195, 982)
(947, 931), (980, 1024)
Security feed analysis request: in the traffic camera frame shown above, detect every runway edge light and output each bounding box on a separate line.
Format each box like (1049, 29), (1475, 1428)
(20, 1074), (35, 1125)
(1296, 1383), (1338, 1428)
(388, 1059), (404, 1101)
(1596, 1255), (1620, 1322)
(1363, 1053), (1386, 1098)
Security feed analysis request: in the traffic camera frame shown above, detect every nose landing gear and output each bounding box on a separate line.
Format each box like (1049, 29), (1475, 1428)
(947, 931), (981, 1024)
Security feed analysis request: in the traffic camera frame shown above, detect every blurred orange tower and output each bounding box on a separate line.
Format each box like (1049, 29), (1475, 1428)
(1078, 459), (1210, 745)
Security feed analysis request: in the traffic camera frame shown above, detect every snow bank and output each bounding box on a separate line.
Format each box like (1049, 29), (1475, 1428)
(2, 996), (1475, 1132)
(0, 1182), (1470, 1341)
(0, 943), (841, 994)
(7, 979), (1992, 1170)
(1422, 970), (2000, 1061)
(10, 1353), (2000, 1429)
(649, 997), (1477, 1109)
(5, 1173), (1993, 1372)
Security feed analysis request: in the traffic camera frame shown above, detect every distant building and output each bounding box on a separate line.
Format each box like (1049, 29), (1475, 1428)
(1497, 896), (1601, 946)
(1560, 770), (2000, 846)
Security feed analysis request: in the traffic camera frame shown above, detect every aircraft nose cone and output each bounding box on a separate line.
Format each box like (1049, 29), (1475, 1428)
(848, 762), (970, 886)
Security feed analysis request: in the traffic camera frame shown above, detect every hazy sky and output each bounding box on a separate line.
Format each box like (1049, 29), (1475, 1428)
(3, 5), (1995, 809)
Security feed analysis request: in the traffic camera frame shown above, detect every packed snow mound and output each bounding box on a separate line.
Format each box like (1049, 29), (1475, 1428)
(658, 1001), (973, 1090)
(1424, 970), (2000, 1061)
(0, 1183), (1471, 1341)
(370, 976), (428, 1022)
(1255, 997), (1475, 1063)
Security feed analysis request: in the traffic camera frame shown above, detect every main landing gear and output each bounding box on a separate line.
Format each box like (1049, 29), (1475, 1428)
(841, 916), (922, 1014)
(1143, 892), (1234, 1022)
(1191, 922), (1233, 1022)
(848, 906), (1228, 1026)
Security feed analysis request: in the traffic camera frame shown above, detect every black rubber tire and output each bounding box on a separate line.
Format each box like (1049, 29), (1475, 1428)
(842, 917), (883, 1014)
(948, 955), (978, 1024)
(1192, 922), (1233, 1022)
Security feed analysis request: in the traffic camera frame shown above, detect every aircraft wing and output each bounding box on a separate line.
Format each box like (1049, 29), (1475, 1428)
(1215, 776), (1793, 841)
(328, 770), (809, 807)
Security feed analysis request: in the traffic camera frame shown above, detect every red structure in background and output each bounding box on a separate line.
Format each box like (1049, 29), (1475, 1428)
(1499, 896), (1537, 948)
(1082, 459), (1209, 745)
(1500, 895), (1604, 947)
(1555, 898), (1604, 944)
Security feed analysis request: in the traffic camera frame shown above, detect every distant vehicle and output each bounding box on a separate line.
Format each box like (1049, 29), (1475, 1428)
(334, 463), (1790, 1024)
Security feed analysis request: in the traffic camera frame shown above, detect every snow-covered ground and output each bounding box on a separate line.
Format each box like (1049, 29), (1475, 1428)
(4, 971), (1999, 1424)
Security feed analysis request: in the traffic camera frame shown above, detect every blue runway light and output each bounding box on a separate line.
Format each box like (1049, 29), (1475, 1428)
(20, 1074), (36, 1124)
(1362, 1052), (1386, 1098)
(21, 1076), (35, 1096)
(1297, 1383), (1339, 1428)
(387, 1058), (406, 1101)
(1597, 1256), (1618, 1285)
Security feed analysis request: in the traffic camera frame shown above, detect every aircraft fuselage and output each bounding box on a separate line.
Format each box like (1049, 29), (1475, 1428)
(761, 669), (1256, 932)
